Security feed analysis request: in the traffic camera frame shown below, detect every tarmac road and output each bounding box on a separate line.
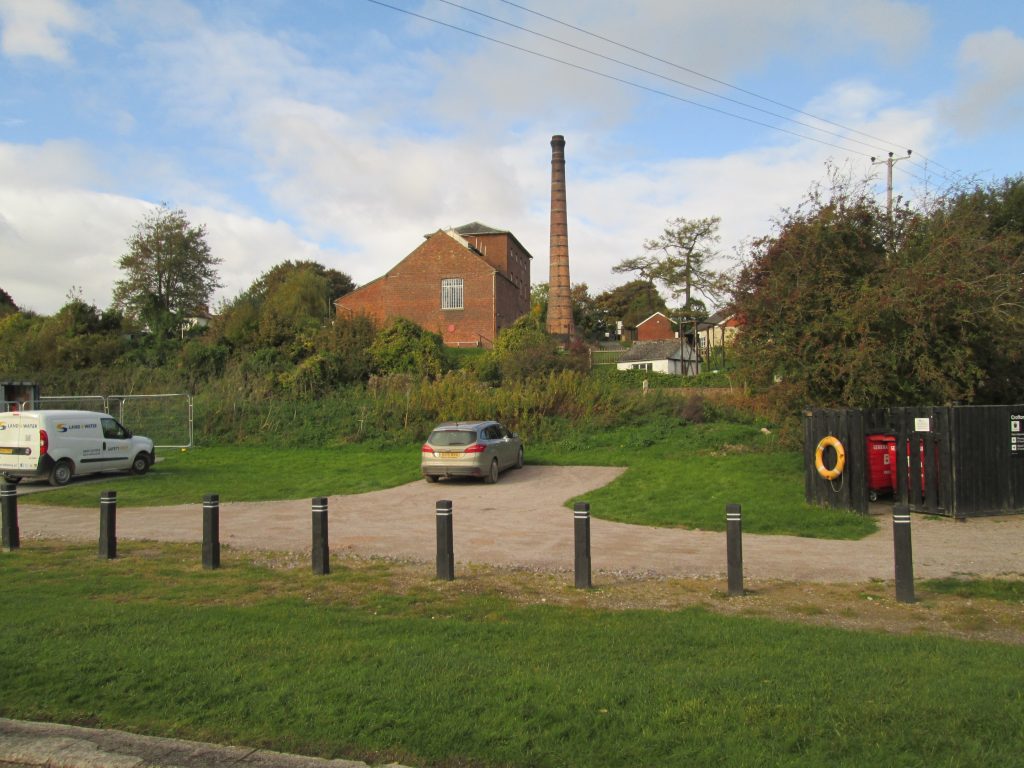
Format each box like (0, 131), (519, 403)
(11, 465), (1024, 582)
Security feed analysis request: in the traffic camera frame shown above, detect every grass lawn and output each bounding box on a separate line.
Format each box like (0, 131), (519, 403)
(19, 444), (423, 508)
(22, 419), (875, 540)
(530, 421), (877, 539)
(1, 544), (1021, 768)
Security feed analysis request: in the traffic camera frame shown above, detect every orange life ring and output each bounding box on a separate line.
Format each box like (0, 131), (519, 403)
(815, 435), (846, 480)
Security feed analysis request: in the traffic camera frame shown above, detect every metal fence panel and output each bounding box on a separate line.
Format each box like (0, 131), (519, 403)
(28, 393), (193, 449)
(110, 394), (193, 449)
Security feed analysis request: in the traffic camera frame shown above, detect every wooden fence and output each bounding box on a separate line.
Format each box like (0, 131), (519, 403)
(804, 405), (1024, 518)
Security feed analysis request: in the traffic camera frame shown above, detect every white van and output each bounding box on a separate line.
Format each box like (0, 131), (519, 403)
(0, 410), (155, 487)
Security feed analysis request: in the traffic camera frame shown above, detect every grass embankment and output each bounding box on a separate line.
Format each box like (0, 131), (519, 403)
(23, 420), (875, 540)
(1, 544), (1022, 768)
(531, 420), (876, 539)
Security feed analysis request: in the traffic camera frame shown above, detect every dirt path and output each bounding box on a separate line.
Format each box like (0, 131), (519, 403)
(13, 465), (1024, 583)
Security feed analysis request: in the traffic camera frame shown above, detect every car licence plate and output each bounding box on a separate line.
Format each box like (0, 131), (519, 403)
(439, 452), (462, 459)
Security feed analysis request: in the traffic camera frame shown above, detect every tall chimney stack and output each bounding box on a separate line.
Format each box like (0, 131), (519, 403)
(547, 134), (575, 341)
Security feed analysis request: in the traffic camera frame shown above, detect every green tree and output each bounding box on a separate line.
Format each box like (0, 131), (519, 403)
(530, 283), (549, 323)
(615, 216), (728, 313)
(732, 173), (1024, 409)
(492, 314), (567, 380)
(0, 287), (18, 318)
(211, 260), (355, 353)
(113, 205), (222, 337)
(594, 280), (668, 329)
(570, 283), (610, 341)
(248, 260), (354, 304)
(258, 269), (330, 349)
(369, 318), (447, 379)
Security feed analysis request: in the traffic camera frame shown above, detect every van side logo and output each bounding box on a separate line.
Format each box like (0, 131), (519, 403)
(56, 423), (69, 433)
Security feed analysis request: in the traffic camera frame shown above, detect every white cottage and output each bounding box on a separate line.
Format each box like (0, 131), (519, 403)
(616, 339), (701, 376)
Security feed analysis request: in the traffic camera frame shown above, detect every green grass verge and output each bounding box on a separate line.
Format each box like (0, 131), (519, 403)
(921, 578), (1024, 602)
(22, 445), (422, 507)
(530, 421), (877, 539)
(25, 419), (874, 540)
(1, 545), (1021, 768)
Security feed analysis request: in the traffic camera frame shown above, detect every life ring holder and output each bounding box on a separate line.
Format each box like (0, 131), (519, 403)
(815, 435), (846, 481)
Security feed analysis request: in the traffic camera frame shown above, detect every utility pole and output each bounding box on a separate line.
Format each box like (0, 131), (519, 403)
(872, 150), (912, 259)
(871, 150), (913, 218)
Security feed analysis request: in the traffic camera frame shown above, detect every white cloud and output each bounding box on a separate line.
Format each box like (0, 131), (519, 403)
(420, 0), (931, 128)
(0, 141), (346, 314)
(0, 0), (954, 317)
(942, 28), (1024, 137)
(0, 0), (89, 63)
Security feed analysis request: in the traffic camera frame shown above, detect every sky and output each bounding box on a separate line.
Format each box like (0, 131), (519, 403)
(1, 0), (1023, 316)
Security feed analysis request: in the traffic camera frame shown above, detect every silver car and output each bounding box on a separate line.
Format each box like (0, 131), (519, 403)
(421, 420), (524, 483)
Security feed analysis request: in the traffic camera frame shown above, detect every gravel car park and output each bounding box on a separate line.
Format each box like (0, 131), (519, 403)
(421, 420), (524, 483)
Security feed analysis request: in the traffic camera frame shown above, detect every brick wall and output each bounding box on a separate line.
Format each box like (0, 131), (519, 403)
(636, 313), (676, 341)
(335, 230), (531, 348)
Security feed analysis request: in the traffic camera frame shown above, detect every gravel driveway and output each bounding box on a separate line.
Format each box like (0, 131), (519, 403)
(13, 465), (1024, 583)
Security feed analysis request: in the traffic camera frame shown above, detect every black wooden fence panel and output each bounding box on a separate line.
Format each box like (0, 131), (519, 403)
(805, 405), (1024, 518)
(951, 406), (1024, 516)
(803, 408), (868, 514)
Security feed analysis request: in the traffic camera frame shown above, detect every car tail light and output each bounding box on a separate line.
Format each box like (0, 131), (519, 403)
(421, 444), (435, 453)
(463, 443), (486, 454)
(40, 429), (48, 456)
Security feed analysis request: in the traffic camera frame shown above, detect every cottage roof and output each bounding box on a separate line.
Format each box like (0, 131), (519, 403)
(706, 308), (733, 325)
(636, 311), (675, 328)
(618, 340), (687, 363)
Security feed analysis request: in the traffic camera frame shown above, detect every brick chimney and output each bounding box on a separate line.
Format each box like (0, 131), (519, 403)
(546, 134), (575, 341)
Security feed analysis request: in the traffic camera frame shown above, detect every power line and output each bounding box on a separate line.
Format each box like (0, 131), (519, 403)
(500, 1), (979, 186)
(365, 0), (877, 159)
(498, 0), (915, 156)
(432, 0), (894, 157)
(496, 1), (972, 188)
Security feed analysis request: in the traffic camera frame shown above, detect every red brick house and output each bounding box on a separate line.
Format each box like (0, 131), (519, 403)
(635, 312), (676, 342)
(334, 222), (532, 348)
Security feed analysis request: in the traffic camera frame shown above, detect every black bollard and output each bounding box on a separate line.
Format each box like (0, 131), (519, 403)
(312, 497), (330, 575)
(99, 490), (117, 560)
(202, 493), (220, 570)
(893, 505), (915, 603)
(574, 502), (592, 589)
(726, 503), (744, 597)
(2, 483), (19, 552)
(435, 500), (454, 581)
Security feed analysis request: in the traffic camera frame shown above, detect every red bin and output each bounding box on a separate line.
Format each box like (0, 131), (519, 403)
(865, 434), (896, 501)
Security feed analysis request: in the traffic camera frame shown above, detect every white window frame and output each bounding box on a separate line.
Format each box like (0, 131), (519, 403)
(441, 278), (464, 310)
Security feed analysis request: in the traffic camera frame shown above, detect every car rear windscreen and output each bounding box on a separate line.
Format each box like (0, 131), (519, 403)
(428, 430), (476, 447)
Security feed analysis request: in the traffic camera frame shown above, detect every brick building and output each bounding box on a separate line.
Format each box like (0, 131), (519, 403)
(334, 222), (532, 348)
(635, 312), (676, 341)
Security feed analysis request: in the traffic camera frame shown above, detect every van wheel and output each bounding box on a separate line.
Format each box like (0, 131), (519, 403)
(484, 459), (499, 484)
(49, 459), (73, 487)
(131, 453), (151, 475)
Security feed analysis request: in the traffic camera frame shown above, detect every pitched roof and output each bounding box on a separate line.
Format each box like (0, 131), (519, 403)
(636, 311), (675, 327)
(618, 340), (687, 363)
(706, 308), (734, 325)
(454, 221), (508, 236)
